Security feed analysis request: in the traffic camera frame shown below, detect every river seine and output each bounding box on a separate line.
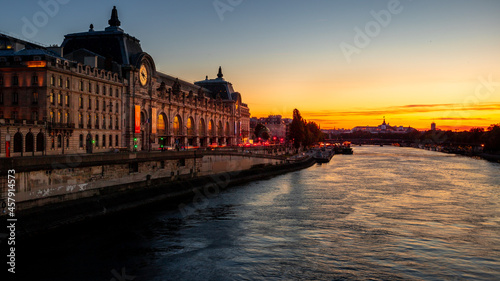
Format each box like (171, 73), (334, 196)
(21, 146), (500, 280)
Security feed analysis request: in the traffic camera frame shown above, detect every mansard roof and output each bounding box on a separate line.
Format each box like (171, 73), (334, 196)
(194, 67), (238, 101)
(60, 7), (143, 66)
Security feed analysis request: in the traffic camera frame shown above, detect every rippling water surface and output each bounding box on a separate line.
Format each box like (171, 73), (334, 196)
(22, 146), (500, 280)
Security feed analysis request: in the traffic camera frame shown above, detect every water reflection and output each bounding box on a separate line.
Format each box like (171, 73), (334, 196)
(21, 146), (500, 280)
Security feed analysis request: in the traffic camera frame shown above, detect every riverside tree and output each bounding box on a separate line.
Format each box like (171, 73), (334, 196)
(288, 109), (324, 148)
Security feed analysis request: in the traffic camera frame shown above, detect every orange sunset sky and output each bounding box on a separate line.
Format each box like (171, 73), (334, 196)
(2, 0), (499, 131)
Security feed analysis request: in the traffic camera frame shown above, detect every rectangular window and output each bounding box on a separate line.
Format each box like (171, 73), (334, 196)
(58, 77), (62, 87)
(96, 99), (99, 110)
(13, 76), (18, 86)
(88, 97), (92, 110)
(109, 135), (112, 147)
(50, 92), (54, 104)
(79, 96), (83, 109)
(103, 87), (106, 95)
(96, 84), (99, 94)
(103, 135), (106, 148)
(89, 82), (92, 93)
(12, 111), (17, 120)
(50, 76), (55, 86)
(32, 111), (38, 121)
(66, 79), (70, 89)
(12, 92), (18, 105)
(115, 135), (119, 147)
(0, 111), (3, 119)
(65, 94), (69, 106)
(32, 75), (38, 85)
(116, 102), (119, 113)
(32, 92), (38, 104)
(116, 89), (119, 97)
(57, 93), (62, 105)
(0, 93), (3, 104)
(0, 76), (3, 85)
(95, 135), (99, 147)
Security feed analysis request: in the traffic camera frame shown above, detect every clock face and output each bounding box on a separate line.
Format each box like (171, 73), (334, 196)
(139, 64), (148, 86)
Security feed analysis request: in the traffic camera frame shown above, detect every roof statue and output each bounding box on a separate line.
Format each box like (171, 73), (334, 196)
(217, 66), (223, 79)
(108, 6), (121, 27)
(172, 78), (181, 95)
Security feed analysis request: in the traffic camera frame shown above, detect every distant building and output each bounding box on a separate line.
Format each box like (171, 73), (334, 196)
(322, 128), (351, 139)
(431, 122), (436, 131)
(351, 117), (416, 134)
(250, 114), (288, 141)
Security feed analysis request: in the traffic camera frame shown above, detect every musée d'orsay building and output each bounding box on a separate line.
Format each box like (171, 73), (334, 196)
(0, 6), (250, 157)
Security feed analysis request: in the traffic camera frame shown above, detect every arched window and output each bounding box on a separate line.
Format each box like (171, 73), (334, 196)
(109, 135), (112, 147)
(103, 135), (106, 148)
(95, 135), (99, 147)
(218, 121), (223, 136)
(115, 135), (119, 147)
(25, 132), (34, 152)
(199, 119), (206, 136)
(209, 120), (215, 137)
(36, 132), (44, 151)
(57, 134), (62, 148)
(225, 122), (230, 136)
(79, 134), (84, 148)
(187, 117), (194, 136)
(158, 114), (166, 131)
(173, 115), (182, 135)
(13, 132), (22, 152)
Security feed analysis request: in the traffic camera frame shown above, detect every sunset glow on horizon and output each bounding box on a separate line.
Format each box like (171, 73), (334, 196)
(2, 0), (498, 131)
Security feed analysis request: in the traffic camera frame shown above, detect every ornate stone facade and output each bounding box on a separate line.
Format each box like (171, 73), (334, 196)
(0, 6), (250, 157)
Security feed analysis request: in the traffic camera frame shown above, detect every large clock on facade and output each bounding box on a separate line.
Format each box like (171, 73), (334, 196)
(139, 64), (148, 86)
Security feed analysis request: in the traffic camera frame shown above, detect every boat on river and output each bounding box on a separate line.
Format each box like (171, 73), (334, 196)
(313, 149), (334, 163)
